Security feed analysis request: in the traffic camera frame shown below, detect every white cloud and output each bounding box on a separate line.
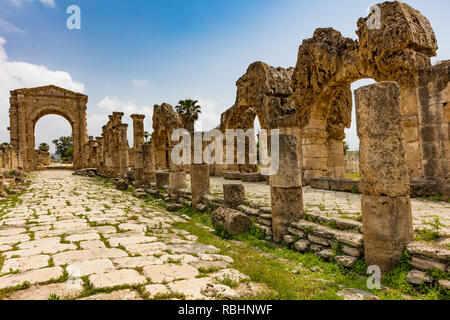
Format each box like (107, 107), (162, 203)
(0, 37), (85, 143)
(10, 0), (56, 8)
(96, 96), (154, 144)
(132, 79), (149, 88)
(0, 18), (24, 34)
(195, 99), (224, 132)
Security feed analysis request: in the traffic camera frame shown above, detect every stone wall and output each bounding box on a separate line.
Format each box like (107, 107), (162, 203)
(34, 150), (50, 167)
(344, 152), (359, 175)
(0, 146), (20, 174)
(292, 2), (439, 184)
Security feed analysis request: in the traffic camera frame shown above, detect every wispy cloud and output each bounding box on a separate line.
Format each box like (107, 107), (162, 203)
(0, 18), (24, 34)
(132, 79), (149, 88)
(0, 37), (85, 143)
(10, 0), (56, 8)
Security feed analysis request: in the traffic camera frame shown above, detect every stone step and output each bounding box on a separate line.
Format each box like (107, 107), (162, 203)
(302, 211), (362, 233)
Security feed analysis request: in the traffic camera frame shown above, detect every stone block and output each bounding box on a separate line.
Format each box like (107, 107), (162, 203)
(355, 82), (410, 197)
(270, 134), (302, 188)
(329, 179), (360, 193)
(211, 207), (252, 236)
(406, 269), (432, 285)
(190, 164), (210, 209)
(410, 256), (447, 272)
(409, 180), (438, 197)
(155, 171), (170, 190)
(335, 255), (357, 267)
(362, 195), (414, 272)
(169, 171), (187, 191)
(309, 177), (330, 190)
(223, 172), (242, 180)
(223, 184), (245, 208)
(241, 173), (264, 182)
(270, 186), (303, 243)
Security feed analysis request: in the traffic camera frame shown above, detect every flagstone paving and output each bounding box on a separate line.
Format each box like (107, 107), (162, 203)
(0, 170), (260, 300)
(197, 177), (450, 239)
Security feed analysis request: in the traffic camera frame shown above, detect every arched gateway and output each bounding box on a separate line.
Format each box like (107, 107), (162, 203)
(9, 85), (88, 171)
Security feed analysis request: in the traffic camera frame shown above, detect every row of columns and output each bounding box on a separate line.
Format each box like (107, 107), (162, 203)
(81, 82), (413, 273)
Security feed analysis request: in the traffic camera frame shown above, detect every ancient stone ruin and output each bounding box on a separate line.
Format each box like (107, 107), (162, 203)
(3, 1), (449, 295)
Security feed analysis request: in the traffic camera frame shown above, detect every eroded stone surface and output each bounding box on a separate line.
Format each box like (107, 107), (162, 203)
(0, 170), (262, 300)
(88, 269), (147, 289)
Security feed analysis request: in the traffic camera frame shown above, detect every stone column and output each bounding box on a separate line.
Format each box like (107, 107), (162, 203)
(191, 164), (210, 209)
(301, 128), (328, 184)
(96, 137), (104, 174)
(417, 62), (450, 195)
(143, 143), (156, 184)
(355, 82), (413, 273)
(131, 114), (145, 186)
(112, 113), (124, 177)
(131, 114), (145, 148)
(117, 123), (129, 178)
(87, 136), (95, 168)
(327, 139), (345, 178)
(168, 145), (187, 192)
(270, 133), (303, 243)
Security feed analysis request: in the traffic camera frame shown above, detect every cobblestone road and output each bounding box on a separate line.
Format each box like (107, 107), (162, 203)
(0, 170), (258, 300)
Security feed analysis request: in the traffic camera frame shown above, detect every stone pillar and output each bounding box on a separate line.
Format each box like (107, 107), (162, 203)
(143, 143), (156, 184)
(417, 62), (449, 194)
(88, 136), (95, 168)
(117, 123), (129, 178)
(223, 184), (245, 208)
(112, 112), (124, 177)
(191, 164), (210, 209)
(96, 137), (104, 174)
(327, 139), (345, 178)
(355, 82), (413, 273)
(301, 128), (328, 184)
(270, 133), (303, 243)
(167, 145), (187, 192)
(131, 114), (145, 149)
(156, 170), (170, 190)
(169, 171), (187, 192)
(400, 85), (424, 180)
(131, 114), (145, 186)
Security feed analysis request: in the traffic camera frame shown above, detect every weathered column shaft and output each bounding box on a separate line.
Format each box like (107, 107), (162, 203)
(131, 114), (146, 186)
(355, 81), (413, 273)
(269, 133), (303, 243)
(143, 143), (156, 184)
(191, 164), (210, 209)
(327, 139), (345, 178)
(301, 128), (328, 184)
(131, 114), (146, 149)
(117, 123), (129, 178)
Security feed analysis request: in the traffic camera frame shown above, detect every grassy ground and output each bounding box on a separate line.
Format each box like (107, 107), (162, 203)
(345, 173), (360, 180)
(1, 174), (447, 300)
(139, 194), (448, 300)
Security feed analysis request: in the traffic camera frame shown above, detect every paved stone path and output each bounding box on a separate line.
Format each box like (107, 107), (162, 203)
(190, 177), (450, 241)
(0, 170), (259, 300)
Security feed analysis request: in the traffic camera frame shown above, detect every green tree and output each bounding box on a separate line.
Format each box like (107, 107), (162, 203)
(175, 99), (202, 134)
(52, 136), (73, 160)
(38, 143), (50, 152)
(343, 141), (349, 155)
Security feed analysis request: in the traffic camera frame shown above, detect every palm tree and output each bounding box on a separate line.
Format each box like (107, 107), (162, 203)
(144, 131), (150, 143)
(39, 143), (50, 152)
(175, 99), (202, 134)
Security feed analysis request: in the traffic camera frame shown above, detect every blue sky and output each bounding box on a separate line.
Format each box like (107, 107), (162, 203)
(0, 0), (449, 151)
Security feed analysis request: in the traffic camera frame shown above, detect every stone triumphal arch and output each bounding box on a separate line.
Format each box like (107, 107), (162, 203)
(9, 85), (88, 171)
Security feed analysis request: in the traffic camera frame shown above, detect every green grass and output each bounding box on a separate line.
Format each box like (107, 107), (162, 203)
(169, 206), (443, 300)
(345, 173), (360, 180)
